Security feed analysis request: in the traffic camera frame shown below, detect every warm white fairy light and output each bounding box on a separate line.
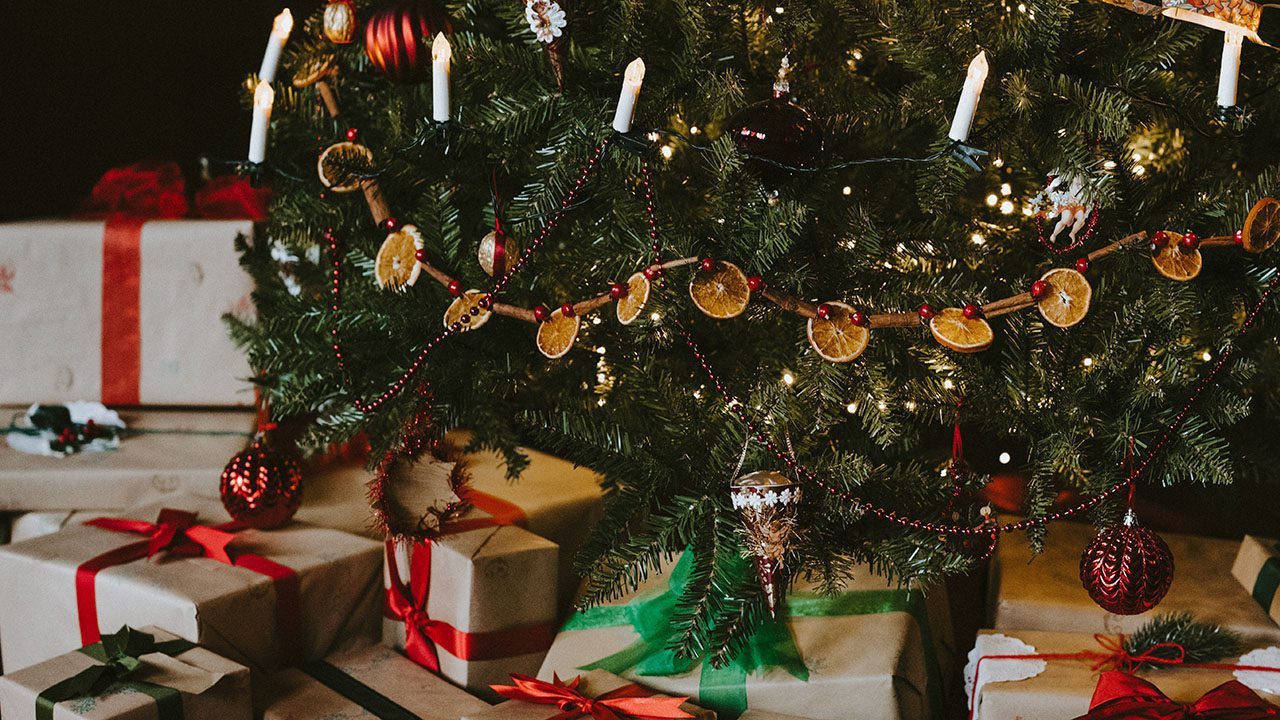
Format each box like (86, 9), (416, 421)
(943, 378), (955, 390)
(782, 371), (795, 386)
(904, 400), (917, 411)
(689, 126), (701, 135)
(842, 185), (853, 196)
(876, 401), (888, 411)
(1000, 183), (1012, 196)
(846, 402), (857, 413)
(660, 145), (675, 159)
(998, 451), (1012, 464)
(1201, 349), (1213, 361)
(1103, 160), (1117, 170)
(650, 311), (661, 321)
(1082, 356), (1094, 367)
(970, 232), (985, 245)
(986, 194), (999, 206)
(1000, 199), (1015, 214)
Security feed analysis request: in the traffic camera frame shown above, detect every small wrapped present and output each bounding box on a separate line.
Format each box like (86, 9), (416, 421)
(1232, 535), (1280, 626)
(0, 499), (382, 674)
(462, 669), (715, 720)
(736, 712), (812, 720)
(0, 408), (256, 511)
(965, 629), (1280, 719)
(10, 511), (110, 543)
(539, 554), (954, 720)
(989, 519), (1280, 644)
(263, 643), (492, 720)
(382, 525), (559, 699)
(0, 218), (255, 406)
(0, 625), (251, 720)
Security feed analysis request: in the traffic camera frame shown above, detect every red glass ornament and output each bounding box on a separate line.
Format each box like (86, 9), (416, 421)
(220, 440), (303, 530)
(1075, 257), (1091, 274)
(1030, 280), (1049, 300)
(560, 302), (576, 317)
(918, 303), (936, 321)
(364, 1), (453, 84)
(726, 91), (825, 170)
(851, 310), (868, 327)
(700, 257), (717, 272)
(1079, 511), (1174, 614)
(345, 127), (360, 142)
(533, 305), (551, 322)
(447, 280), (462, 296)
(747, 275), (765, 292)
(962, 303), (981, 320)
(816, 303), (832, 320)
(609, 282), (627, 299)
(1180, 230), (1200, 252)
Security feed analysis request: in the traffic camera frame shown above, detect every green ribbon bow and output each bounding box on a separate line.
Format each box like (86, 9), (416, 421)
(564, 554), (944, 719)
(36, 626), (195, 720)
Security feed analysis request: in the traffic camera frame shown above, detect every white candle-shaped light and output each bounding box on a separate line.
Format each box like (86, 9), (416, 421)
(1217, 31), (1244, 108)
(258, 9), (294, 84)
(612, 58), (645, 133)
(948, 51), (989, 142)
(431, 33), (452, 123)
(248, 83), (275, 164)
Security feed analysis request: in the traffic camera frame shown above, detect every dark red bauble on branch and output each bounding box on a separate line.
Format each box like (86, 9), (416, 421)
(726, 91), (825, 171)
(220, 439), (303, 529)
(1079, 510), (1174, 615)
(363, 1), (453, 84)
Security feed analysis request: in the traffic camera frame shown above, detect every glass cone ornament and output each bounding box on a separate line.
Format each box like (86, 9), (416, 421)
(1079, 505), (1174, 615)
(726, 56), (824, 171)
(220, 438), (303, 529)
(731, 470), (802, 617)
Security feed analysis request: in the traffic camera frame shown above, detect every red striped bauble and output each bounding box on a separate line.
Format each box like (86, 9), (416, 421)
(363, 1), (453, 84)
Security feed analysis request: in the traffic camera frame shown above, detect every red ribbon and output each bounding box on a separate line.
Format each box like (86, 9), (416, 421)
(77, 509), (303, 666)
(491, 674), (695, 720)
(1078, 671), (1279, 719)
(383, 489), (555, 671)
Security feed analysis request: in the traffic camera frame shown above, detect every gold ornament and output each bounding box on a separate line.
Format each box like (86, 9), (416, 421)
(731, 470), (801, 618)
(324, 0), (357, 44)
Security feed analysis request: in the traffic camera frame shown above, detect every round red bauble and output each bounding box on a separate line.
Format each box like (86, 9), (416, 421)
(220, 440), (303, 530)
(726, 93), (825, 171)
(1079, 515), (1174, 615)
(364, 1), (453, 84)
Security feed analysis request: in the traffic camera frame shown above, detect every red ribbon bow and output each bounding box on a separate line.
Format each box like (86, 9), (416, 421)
(77, 161), (270, 221)
(1077, 671), (1280, 719)
(491, 674), (695, 720)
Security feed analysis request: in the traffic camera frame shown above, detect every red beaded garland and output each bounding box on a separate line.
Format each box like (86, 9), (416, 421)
(747, 276), (765, 292)
(1075, 257), (1091, 274)
(962, 303), (981, 320)
(816, 303), (832, 320)
(1030, 280), (1049, 300)
(533, 305), (551, 322)
(644, 266), (662, 281)
(220, 440), (303, 530)
(609, 283), (628, 299)
(918, 303), (936, 321)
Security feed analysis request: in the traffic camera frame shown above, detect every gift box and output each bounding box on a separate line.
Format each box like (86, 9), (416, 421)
(461, 669), (715, 720)
(0, 498), (383, 675)
(965, 629), (1280, 719)
(263, 643), (493, 720)
(382, 525), (559, 700)
(0, 218), (256, 406)
(0, 625), (251, 720)
(538, 553), (955, 720)
(10, 511), (110, 542)
(736, 712), (812, 720)
(0, 408), (256, 511)
(988, 519), (1280, 644)
(1232, 535), (1280, 626)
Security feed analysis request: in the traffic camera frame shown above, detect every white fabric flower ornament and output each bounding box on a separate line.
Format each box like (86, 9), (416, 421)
(526, 0), (567, 43)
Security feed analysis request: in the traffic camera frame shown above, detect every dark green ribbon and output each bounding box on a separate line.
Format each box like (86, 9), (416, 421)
(301, 660), (423, 720)
(36, 626), (195, 720)
(564, 555), (944, 719)
(1251, 541), (1280, 618)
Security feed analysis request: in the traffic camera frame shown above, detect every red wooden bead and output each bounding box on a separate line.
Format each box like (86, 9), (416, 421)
(816, 303), (832, 320)
(851, 310), (868, 327)
(1075, 257), (1091, 274)
(1030, 280), (1049, 300)
(1234, 229), (1244, 246)
(382, 216), (399, 231)
(918, 303), (936, 320)
(609, 283), (628, 299)
(1152, 230), (1169, 248)
(1180, 230), (1199, 251)
(699, 257), (716, 272)
(415, 249), (427, 262)
(747, 276), (765, 292)
(345, 127), (360, 142)
(643, 266), (662, 281)
(560, 302), (576, 317)
(447, 280), (462, 296)
(533, 305), (551, 322)
(962, 303), (981, 320)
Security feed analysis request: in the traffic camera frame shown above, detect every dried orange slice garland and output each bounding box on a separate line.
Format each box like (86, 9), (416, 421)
(1036, 268), (1093, 328)
(929, 308), (994, 353)
(1243, 197), (1280, 254)
(1150, 232), (1203, 281)
(690, 261), (752, 319)
(807, 302), (870, 362)
(536, 308), (581, 358)
(374, 225), (424, 290)
(318, 141), (374, 193)
(443, 291), (491, 331)
(616, 272), (651, 325)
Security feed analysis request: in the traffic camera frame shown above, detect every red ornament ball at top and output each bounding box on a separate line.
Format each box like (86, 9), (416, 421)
(220, 439), (303, 530)
(364, 0), (453, 84)
(1079, 509), (1174, 615)
(726, 57), (824, 171)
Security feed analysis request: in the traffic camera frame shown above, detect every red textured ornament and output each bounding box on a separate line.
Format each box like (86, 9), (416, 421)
(363, 1), (453, 84)
(727, 91), (825, 171)
(220, 440), (303, 530)
(1079, 510), (1174, 615)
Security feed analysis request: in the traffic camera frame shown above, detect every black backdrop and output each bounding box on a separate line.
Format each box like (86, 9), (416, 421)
(0, 2), (322, 221)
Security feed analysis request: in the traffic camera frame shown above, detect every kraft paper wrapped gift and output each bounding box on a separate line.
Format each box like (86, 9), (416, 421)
(10, 511), (111, 542)
(538, 554), (955, 720)
(1232, 535), (1280, 626)
(0, 625), (251, 720)
(0, 219), (256, 406)
(989, 519), (1280, 644)
(0, 498), (383, 675)
(737, 712), (812, 720)
(0, 408), (256, 511)
(965, 629), (1280, 719)
(382, 525), (559, 700)
(462, 669), (715, 720)
(263, 643), (492, 720)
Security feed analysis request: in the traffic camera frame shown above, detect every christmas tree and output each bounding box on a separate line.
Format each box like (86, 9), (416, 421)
(234, 0), (1280, 664)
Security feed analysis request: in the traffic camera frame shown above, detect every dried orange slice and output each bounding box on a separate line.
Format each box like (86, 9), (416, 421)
(616, 272), (651, 325)
(1036, 268), (1092, 328)
(317, 142), (374, 193)
(293, 54), (336, 88)
(1150, 233), (1202, 281)
(929, 308), (993, 353)
(536, 308), (581, 359)
(806, 302), (870, 363)
(689, 261), (751, 319)
(443, 291), (491, 332)
(374, 225), (424, 290)
(1243, 197), (1280, 254)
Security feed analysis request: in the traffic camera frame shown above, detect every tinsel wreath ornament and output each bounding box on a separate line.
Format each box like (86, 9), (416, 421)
(731, 470), (802, 618)
(1079, 483), (1174, 615)
(726, 55), (825, 171)
(220, 432), (303, 530)
(323, 0), (357, 44)
(364, 0), (453, 84)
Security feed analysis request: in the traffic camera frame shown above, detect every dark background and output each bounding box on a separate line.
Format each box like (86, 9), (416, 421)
(0, 2), (322, 221)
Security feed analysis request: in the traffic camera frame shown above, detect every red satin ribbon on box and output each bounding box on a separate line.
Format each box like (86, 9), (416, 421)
(77, 509), (303, 666)
(383, 489), (556, 671)
(76, 161), (269, 405)
(492, 674), (695, 720)
(1079, 671), (1279, 719)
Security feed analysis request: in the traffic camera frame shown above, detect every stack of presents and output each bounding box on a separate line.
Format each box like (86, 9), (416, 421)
(0, 182), (1277, 719)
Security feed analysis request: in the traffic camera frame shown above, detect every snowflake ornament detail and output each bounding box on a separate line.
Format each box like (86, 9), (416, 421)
(526, 0), (567, 43)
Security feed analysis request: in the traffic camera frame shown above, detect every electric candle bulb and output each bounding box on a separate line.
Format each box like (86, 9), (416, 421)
(612, 58), (645, 133)
(1217, 31), (1244, 109)
(248, 83), (275, 164)
(432, 33), (451, 123)
(948, 51), (989, 142)
(258, 9), (294, 84)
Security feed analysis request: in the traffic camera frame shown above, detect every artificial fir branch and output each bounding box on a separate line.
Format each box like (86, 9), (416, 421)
(1123, 612), (1244, 667)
